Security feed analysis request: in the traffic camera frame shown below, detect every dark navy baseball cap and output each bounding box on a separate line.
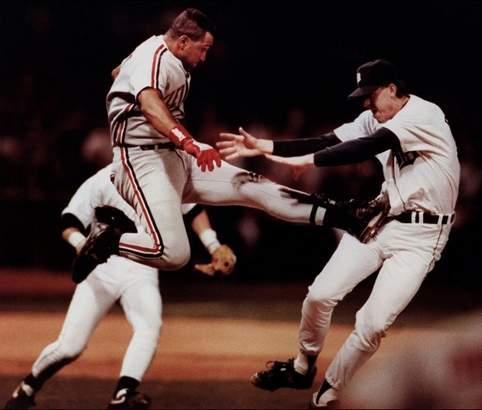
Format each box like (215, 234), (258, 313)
(348, 59), (400, 99)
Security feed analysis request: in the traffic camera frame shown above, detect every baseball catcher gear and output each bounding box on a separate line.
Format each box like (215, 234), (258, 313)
(194, 244), (237, 276)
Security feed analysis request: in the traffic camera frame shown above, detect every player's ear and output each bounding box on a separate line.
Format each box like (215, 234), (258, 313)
(178, 35), (190, 50)
(388, 83), (397, 96)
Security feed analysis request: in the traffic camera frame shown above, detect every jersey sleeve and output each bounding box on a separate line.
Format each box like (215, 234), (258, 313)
(334, 110), (377, 142)
(61, 168), (110, 229)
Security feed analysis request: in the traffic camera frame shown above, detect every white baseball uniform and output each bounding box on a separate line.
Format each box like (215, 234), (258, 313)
(106, 35), (326, 270)
(32, 165), (163, 383)
(298, 94), (460, 389)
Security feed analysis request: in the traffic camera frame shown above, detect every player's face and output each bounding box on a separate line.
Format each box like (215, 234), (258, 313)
(363, 84), (399, 123)
(180, 32), (214, 71)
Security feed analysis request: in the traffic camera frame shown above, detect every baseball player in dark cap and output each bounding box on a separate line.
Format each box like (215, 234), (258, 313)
(218, 58), (460, 407)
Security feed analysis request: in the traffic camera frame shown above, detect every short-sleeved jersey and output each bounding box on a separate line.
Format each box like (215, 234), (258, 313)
(106, 35), (191, 146)
(62, 165), (197, 230)
(334, 95), (460, 215)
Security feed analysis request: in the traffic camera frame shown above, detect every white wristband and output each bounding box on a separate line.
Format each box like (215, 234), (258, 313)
(67, 231), (86, 249)
(198, 228), (221, 254)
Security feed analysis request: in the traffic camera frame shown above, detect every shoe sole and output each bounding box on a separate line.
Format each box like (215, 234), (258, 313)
(250, 373), (315, 392)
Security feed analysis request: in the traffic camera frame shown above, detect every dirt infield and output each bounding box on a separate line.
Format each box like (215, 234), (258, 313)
(0, 269), (479, 409)
(0, 311), (456, 409)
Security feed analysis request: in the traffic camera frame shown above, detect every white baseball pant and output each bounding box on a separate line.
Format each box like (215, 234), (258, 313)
(31, 255), (161, 382)
(298, 219), (453, 389)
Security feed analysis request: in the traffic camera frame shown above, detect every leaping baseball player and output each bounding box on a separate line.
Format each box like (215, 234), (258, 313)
(217, 59), (460, 408)
(3, 164), (237, 410)
(71, 8), (373, 285)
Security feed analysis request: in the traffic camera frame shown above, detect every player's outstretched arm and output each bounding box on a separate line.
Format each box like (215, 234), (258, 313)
(217, 127), (274, 161)
(138, 88), (221, 172)
(189, 208), (237, 276)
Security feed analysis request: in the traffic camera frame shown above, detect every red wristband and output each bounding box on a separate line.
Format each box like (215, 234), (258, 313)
(169, 126), (192, 147)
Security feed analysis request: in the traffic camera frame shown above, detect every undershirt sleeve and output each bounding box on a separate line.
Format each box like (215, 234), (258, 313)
(313, 127), (399, 166)
(272, 132), (341, 157)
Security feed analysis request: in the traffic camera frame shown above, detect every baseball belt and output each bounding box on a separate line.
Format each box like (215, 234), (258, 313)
(115, 142), (176, 150)
(393, 211), (455, 225)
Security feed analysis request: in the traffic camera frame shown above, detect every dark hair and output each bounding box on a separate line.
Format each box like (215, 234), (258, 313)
(394, 80), (409, 98)
(166, 8), (215, 41)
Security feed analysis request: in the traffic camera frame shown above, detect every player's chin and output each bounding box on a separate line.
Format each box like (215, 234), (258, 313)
(374, 113), (387, 123)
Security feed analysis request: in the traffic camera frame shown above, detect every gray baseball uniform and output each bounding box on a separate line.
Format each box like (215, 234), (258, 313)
(106, 34), (326, 270)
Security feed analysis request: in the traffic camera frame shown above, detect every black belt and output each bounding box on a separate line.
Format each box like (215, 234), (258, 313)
(394, 211), (455, 225)
(116, 142), (176, 150)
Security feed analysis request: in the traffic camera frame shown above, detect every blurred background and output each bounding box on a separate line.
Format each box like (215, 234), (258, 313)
(0, 0), (480, 291)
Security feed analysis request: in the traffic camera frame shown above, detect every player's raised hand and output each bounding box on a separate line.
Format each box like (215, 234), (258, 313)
(183, 139), (222, 172)
(264, 153), (315, 180)
(217, 127), (273, 161)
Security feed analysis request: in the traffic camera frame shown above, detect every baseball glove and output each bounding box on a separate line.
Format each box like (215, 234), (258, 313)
(194, 244), (237, 276)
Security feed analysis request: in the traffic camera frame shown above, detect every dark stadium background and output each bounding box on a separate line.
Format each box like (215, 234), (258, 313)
(0, 1), (480, 291)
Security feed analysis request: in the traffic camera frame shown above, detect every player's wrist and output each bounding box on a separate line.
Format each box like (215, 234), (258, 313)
(169, 125), (194, 147)
(258, 139), (274, 154)
(199, 228), (221, 254)
(66, 231), (87, 254)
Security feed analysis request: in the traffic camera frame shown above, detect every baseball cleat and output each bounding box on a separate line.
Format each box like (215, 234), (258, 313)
(4, 382), (36, 410)
(107, 388), (151, 410)
(309, 387), (339, 408)
(250, 358), (316, 391)
(71, 222), (121, 283)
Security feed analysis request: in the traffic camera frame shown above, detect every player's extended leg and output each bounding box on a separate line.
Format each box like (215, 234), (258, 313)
(107, 262), (162, 409)
(185, 158), (357, 229)
(111, 147), (191, 271)
(4, 268), (118, 409)
(250, 233), (383, 393)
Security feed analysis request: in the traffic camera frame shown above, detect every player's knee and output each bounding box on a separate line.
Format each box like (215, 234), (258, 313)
(304, 286), (339, 310)
(354, 310), (388, 351)
(162, 244), (190, 270)
(133, 326), (161, 350)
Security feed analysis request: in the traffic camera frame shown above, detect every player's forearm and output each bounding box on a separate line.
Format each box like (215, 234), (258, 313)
(272, 133), (341, 157)
(139, 88), (199, 149)
(191, 210), (221, 254)
(139, 88), (182, 136)
(314, 128), (398, 166)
